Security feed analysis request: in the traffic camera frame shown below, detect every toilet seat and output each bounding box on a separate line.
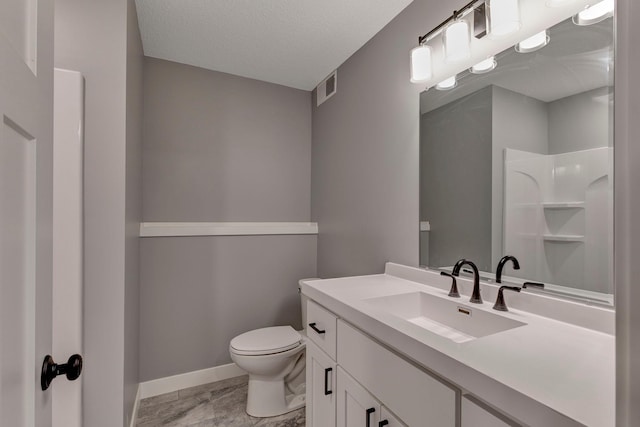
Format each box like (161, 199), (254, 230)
(230, 326), (302, 356)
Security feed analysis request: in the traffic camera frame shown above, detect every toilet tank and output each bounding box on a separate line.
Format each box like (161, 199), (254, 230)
(299, 278), (320, 333)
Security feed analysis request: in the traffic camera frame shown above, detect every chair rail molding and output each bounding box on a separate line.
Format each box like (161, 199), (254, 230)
(139, 222), (319, 237)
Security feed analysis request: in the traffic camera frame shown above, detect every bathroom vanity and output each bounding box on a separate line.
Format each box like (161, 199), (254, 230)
(301, 263), (614, 427)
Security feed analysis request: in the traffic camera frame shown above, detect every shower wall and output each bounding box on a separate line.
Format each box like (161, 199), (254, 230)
(504, 147), (613, 294)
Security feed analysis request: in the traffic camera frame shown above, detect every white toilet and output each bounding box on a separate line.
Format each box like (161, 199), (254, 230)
(229, 279), (315, 418)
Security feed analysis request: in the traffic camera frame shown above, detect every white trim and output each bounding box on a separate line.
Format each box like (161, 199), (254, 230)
(140, 222), (319, 237)
(129, 384), (141, 427)
(139, 363), (246, 399)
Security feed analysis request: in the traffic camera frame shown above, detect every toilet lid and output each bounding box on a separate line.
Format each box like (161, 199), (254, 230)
(230, 326), (302, 355)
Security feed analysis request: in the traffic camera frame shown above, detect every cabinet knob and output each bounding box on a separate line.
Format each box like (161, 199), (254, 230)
(366, 407), (376, 427)
(379, 421), (389, 427)
(308, 322), (326, 335)
(324, 367), (333, 395)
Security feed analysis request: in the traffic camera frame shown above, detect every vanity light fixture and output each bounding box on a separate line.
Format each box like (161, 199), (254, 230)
(470, 56), (497, 73)
(573, 0), (614, 26)
(515, 30), (550, 53)
(411, 0), (486, 83)
(487, 0), (521, 38)
(411, 0), (482, 83)
(436, 75), (457, 90)
(444, 20), (472, 62)
(410, 45), (433, 83)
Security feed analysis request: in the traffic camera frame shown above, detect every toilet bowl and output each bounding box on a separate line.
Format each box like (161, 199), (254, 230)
(229, 279), (319, 418)
(230, 326), (306, 417)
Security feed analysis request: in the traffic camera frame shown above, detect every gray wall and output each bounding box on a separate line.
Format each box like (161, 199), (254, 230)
(143, 58), (312, 222)
(420, 86), (493, 272)
(140, 236), (316, 380)
(491, 86), (549, 267)
(615, 0), (640, 424)
(311, 0), (451, 278)
(140, 59), (316, 381)
(548, 86), (612, 155)
(55, 0), (142, 425)
(124, 0), (143, 423)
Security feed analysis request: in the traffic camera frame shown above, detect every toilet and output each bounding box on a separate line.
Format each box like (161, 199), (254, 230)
(229, 279), (316, 418)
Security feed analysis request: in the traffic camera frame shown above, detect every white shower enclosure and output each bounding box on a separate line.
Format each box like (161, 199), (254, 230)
(503, 147), (613, 297)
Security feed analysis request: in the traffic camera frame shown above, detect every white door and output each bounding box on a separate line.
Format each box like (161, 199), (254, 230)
(337, 367), (380, 427)
(306, 340), (336, 427)
(0, 0), (55, 426)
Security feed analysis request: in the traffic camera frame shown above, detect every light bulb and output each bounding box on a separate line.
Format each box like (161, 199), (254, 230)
(410, 45), (432, 83)
(573, 0), (614, 26)
(436, 76), (457, 90)
(488, 0), (521, 38)
(471, 56), (497, 73)
(516, 30), (550, 53)
(443, 20), (471, 63)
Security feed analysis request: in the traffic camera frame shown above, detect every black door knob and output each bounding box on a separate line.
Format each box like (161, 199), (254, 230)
(41, 354), (83, 391)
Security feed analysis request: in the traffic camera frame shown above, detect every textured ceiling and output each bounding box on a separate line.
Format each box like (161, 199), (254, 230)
(135, 0), (414, 91)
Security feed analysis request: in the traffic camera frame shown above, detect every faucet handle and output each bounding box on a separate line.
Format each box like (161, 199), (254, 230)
(440, 271), (460, 298)
(493, 286), (521, 312)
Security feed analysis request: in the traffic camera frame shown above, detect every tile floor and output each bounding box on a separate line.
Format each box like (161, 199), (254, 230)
(136, 375), (305, 426)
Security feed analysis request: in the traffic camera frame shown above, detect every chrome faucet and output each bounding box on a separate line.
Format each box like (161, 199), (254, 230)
(495, 255), (520, 283)
(452, 259), (482, 304)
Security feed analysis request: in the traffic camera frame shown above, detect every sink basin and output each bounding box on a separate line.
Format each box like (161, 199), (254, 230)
(363, 292), (526, 343)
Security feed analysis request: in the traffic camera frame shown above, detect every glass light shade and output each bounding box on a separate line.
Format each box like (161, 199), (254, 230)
(488, 0), (521, 37)
(436, 76), (457, 90)
(410, 45), (432, 83)
(470, 56), (497, 73)
(515, 30), (550, 53)
(443, 21), (471, 63)
(573, 0), (614, 25)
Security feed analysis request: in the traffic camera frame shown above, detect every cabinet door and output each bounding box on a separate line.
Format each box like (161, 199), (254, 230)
(380, 407), (407, 427)
(461, 396), (516, 427)
(306, 340), (337, 427)
(337, 367), (380, 427)
(337, 320), (457, 426)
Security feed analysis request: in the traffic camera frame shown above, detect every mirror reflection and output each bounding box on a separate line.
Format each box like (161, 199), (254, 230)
(419, 17), (614, 304)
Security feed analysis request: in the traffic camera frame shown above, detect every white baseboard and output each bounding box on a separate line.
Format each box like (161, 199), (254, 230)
(139, 363), (246, 399)
(129, 384), (141, 427)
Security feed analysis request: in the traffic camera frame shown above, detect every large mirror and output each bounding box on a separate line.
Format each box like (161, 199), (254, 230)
(419, 16), (614, 305)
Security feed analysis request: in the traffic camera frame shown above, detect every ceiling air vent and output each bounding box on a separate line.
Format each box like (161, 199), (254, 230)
(316, 70), (337, 106)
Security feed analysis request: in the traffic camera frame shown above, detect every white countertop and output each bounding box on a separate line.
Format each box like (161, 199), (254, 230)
(301, 264), (615, 427)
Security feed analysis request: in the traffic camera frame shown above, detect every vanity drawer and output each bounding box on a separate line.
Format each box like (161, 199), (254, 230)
(306, 300), (337, 359)
(337, 320), (457, 427)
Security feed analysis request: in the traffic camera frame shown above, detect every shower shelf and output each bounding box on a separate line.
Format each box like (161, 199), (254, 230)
(543, 234), (585, 242)
(542, 202), (585, 209)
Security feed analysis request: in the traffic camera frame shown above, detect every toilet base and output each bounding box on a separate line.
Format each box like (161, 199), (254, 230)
(246, 378), (306, 418)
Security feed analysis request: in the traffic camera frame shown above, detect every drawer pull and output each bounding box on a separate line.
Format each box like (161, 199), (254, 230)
(324, 367), (333, 395)
(379, 421), (389, 427)
(308, 322), (326, 335)
(366, 407), (376, 427)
